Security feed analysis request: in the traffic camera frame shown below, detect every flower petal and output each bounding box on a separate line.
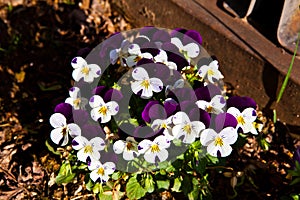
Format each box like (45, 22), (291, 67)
(128, 44), (141, 55)
(172, 111), (190, 125)
(183, 43), (200, 58)
(154, 135), (170, 149)
(200, 128), (217, 146)
(50, 128), (64, 145)
(71, 57), (87, 69)
(132, 67), (149, 80)
(50, 113), (66, 128)
(72, 135), (88, 150)
(156, 148), (168, 162)
(171, 37), (184, 50)
(107, 101), (119, 116)
(103, 162), (116, 175)
(89, 95), (105, 109)
(219, 127), (238, 145)
(90, 137), (106, 151)
(138, 139), (152, 154)
(77, 148), (89, 163)
(67, 123), (81, 137)
(113, 140), (126, 154)
(150, 77), (163, 92)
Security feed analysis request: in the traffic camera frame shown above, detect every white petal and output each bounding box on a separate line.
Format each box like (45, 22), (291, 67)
(113, 140), (126, 154)
(141, 87), (153, 99)
(200, 129), (217, 146)
(209, 60), (219, 69)
(154, 135), (170, 149)
(227, 107), (241, 118)
(207, 142), (232, 157)
(154, 50), (168, 63)
(88, 159), (101, 171)
(90, 107), (101, 121)
(50, 128), (64, 145)
(182, 132), (196, 144)
(100, 113), (112, 123)
(211, 95), (226, 109)
(198, 65), (209, 78)
(90, 137), (106, 151)
(110, 49), (120, 65)
(195, 100), (209, 110)
(138, 139), (152, 154)
(72, 135), (88, 150)
(191, 121), (205, 136)
(69, 87), (80, 98)
(131, 80), (144, 95)
(103, 162), (116, 175)
(156, 148), (168, 162)
(91, 151), (101, 160)
(219, 127), (238, 145)
(141, 52), (153, 59)
(167, 61), (177, 70)
(126, 55), (138, 67)
(89, 64), (101, 77)
(65, 97), (74, 106)
(89, 95), (105, 109)
(171, 37), (183, 50)
(172, 111), (190, 125)
(107, 101), (119, 116)
(144, 151), (156, 163)
(50, 113), (66, 128)
(72, 68), (85, 82)
(128, 44), (141, 55)
(183, 43), (200, 58)
(71, 57), (87, 69)
(150, 78), (163, 93)
(67, 123), (81, 137)
(77, 148), (89, 163)
(242, 122), (254, 133)
(151, 119), (164, 130)
(172, 124), (184, 139)
(90, 170), (100, 182)
(123, 150), (136, 161)
(132, 67), (149, 80)
(242, 108), (257, 122)
(60, 134), (69, 146)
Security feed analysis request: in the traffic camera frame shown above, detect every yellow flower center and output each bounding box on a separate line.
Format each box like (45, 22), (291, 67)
(81, 66), (90, 75)
(97, 167), (105, 176)
(150, 144), (160, 153)
(237, 116), (245, 125)
(183, 124), (192, 134)
(73, 98), (81, 107)
(206, 105), (213, 113)
(84, 145), (93, 154)
(134, 55), (142, 63)
(214, 136), (224, 146)
(126, 142), (134, 151)
(98, 106), (108, 116)
(61, 126), (68, 136)
(141, 79), (150, 89)
(161, 122), (167, 129)
(207, 69), (214, 76)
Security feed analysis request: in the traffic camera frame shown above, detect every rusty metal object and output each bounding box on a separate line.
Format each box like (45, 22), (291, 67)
(277, 0), (300, 55)
(110, 0), (300, 126)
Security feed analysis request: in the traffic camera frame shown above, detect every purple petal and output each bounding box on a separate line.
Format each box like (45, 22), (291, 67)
(71, 57), (77, 64)
(82, 124), (105, 140)
(104, 89), (123, 102)
(73, 109), (89, 126)
(214, 113), (237, 132)
(69, 87), (75, 92)
(142, 101), (160, 123)
(199, 109), (211, 128)
(54, 103), (73, 122)
(195, 84), (222, 102)
(152, 29), (171, 43)
(92, 86), (107, 96)
(142, 101), (166, 123)
(133, 125), (157, 139)
(72, 139), (79, 146)
(117, 123), (135, 141)
(183, 30), (203, 45)
(164, 99), (179, 116)
(227, 96), (257, 112)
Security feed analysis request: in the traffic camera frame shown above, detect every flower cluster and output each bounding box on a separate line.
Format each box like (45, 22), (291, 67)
(49, 27), (259, 184)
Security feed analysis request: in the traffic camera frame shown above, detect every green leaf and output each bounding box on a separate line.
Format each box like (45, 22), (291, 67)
(145, 174), (155, 193)
(171, 177), (182, 192)
(86, 179), (94, 191)
(126, 176), (147, 200)
(290, 177), (300, 186)
(194, 157), (207, 175)
(45, 140), (61, 155)
(93, 182), (103, 194)
(156, 179), (170, 190)
(181, 176), (193, 195)
(55, 162), (76, 184)
(98, 192), (113, 200)
(188, 189), (200, 200)
(112, 171), (122, 180)
(173, 138), (182, 147)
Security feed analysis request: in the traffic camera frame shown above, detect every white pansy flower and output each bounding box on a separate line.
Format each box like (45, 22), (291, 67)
(125, 44), (153, 67)
(71, 57), (101, 83)
(138, 135), (171, 163)
(110, 40), (130, 66)
(49, 113), (81, 146)
(65, 87), (88, 110)
(72, 136), (105, 163)
(88, 160), (116, 183)
(151, 116), (174, 140)
(196, 95), (226, 114)
(200, 127), (238, 157)
(113, 137), (140, 161)
(89, 95), (119, 123)
(154, 50), (177, 75)
(172, 111), (205, 144)
(227, 107), (257, 134)
(131, 67), (163, 99)
(171, 37), (200, 59)
(198, 60), (224, 83)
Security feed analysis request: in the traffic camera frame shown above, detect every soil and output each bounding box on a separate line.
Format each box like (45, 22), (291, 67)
(0, 0), (299, 199)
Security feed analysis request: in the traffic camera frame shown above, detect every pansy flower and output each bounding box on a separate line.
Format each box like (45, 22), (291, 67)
(154, 50), (178, 75)
(227, 107), (257, 134)
(198, 60), (224, 83)
(151, 116), (174, 140)
(72, 136), (105, 164)
(138, 135), (171, 163)
(90, 95), (119, 123)
(131, 67), (163, 99)
(171, 36), (200, 60)
(113, 137), (140, 161)
(110, 39), (131, 66)
(200, 127), (238, 157)
(71, 57), (101, 83)
(88, 160), (116, 183)
(126, 44), (153, 67)
(49, 113), (81, 146)
(65, 87), (88, 110)
(172, 111), (205, 143)
(196, 95), (226, 114)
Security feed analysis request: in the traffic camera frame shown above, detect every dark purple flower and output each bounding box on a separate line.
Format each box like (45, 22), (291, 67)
(213, 113), (237, 132)
(104, 88), (123, 102)
(227, 96), (257, 112)
(183, 30), (203, 45)
(54, 103), (73, 122)
(194, 84), (222, 102)
(142, 101), (164, 123)
(73, 109), (89, 126)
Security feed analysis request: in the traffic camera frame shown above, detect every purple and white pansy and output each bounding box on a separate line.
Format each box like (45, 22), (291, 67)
(71, 57), (101, 83)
